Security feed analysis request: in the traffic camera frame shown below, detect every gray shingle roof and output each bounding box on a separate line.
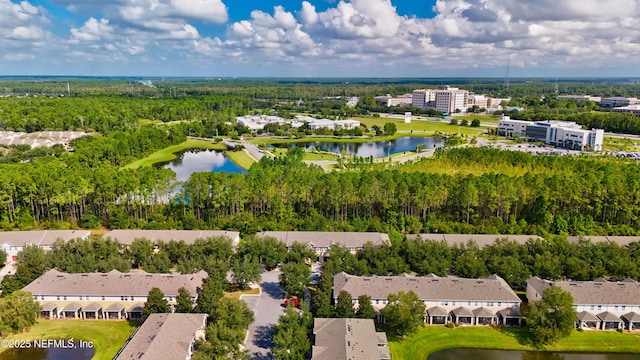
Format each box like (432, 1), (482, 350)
(426, 306), (448, 316)
(622, 312), (640, 322)
(597, 311), (622, 322)
(62, 303), (82, 311)
(312, 318), (389, 360)
(103, 230), (239, 246)
(0, 230), (90, 246)
(115, 313), (207, 360)
(256, 231), (389, 248)
(83, 303), (102, 311)
(334, 272), (520, 302)
(473, 307), (495, 317)
(451, 307), (474, 317)
(22, 269), (208, 297)
(41, 302), (57, 312)
(526, 276), (640, 305)
(577, 311), (600, 322)
(406, 233), (541, 247)
(106, 303), (125, 312)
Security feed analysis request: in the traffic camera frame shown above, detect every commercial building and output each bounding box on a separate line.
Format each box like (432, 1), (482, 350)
(374, 94), (413, 107)
(312, 318), (390, 360)
(612, 104), (640, 118)
(236, 115), (304, 130)
(0, 230), (90, 263)
(497, 116), (604, 151)
(526, 277), (640, 331)
(115, 313), (207, 360)
(601, 97), (639, 108)
(333, 272), (522, 326)
(556, 95), (602, 102)
(255, 231), (389, 259)
(22, 269), (207, 320)
(412, 89), (436, 109)
(432, 86), (469, 114)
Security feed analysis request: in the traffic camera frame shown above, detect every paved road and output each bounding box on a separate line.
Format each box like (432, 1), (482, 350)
(242, 270), (285, 360)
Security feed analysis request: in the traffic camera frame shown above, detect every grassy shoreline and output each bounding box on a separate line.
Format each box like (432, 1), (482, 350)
(225, 150), (256, 170)
(124, 139), (226, 169)
(0, 320), (137, 360)
(389, 326), (640, 360)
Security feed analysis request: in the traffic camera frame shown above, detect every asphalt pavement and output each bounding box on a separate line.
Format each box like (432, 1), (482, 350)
(242, 270), (285, 360)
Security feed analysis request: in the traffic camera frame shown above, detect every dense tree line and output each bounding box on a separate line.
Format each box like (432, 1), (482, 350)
(2, 147), (640, 236)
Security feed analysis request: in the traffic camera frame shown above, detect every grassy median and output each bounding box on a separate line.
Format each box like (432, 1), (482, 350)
(0, 320), (138, 360)
(225, 150), (257, 170)
(389, 326), (640, 360)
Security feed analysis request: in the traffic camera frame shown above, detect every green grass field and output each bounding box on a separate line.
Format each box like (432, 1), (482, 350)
(0, 320), (138, 360)
(353, 116), (487, 137)
(270, 147), (340, 161)
(124, 139), (226, 169)
(225, 150), (257, 170)
(389, 326), (640, 360)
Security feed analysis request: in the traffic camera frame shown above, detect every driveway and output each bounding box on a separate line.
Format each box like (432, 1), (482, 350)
(242, 270), (285, 360)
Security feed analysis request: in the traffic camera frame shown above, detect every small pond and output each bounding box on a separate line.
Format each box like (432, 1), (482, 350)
(428, 348), (639, 360)
(273, 136), (443, 158)
(0, 345), (94, 360)
(155, 149), (246, 181)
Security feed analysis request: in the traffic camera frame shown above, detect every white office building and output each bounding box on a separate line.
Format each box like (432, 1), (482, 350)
(434, 86), (468, 114)
(412, 89), (436, 109)
(498, 116), (604, 151)
(612, 104), (640, 118)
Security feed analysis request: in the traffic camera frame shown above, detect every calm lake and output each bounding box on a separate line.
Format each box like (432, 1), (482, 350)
(0, 346), (94, 360)
(428, 349), (639, 360)
(156, 149), (246, 181)
(274, 136), (444, 158)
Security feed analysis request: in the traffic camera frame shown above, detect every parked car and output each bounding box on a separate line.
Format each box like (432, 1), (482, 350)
(283, 296), (300, 307)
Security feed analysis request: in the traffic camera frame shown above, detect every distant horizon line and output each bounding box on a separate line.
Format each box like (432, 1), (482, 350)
(1, 75), (640, 80)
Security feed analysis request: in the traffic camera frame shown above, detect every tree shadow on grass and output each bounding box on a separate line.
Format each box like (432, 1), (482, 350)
(498, 327), (536, 347)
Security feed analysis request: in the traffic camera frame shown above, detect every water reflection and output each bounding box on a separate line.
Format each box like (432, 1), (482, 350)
(0, 346), (94, 360)
(156, 149), (246, 181)
(274, 136), (443, 158)
(428, 349), (639, 360)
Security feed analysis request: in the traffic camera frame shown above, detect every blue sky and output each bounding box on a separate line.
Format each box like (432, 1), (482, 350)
(1, 0), (639, 77)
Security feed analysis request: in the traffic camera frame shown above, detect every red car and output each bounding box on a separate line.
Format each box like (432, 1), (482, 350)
(283, 296), (300, 307)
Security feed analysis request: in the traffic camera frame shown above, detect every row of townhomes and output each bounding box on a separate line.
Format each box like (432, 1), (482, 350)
(22, 269), (208, 320)
(333, 272), (523, 326)
(312, 318), (391, 360)
(114, 313), (207, 360)
(527, 277), (640, 331)
(0, 229), (240, 263)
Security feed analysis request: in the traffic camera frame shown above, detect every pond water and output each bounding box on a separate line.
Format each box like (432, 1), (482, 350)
(274, 136), (444, 158)
(428, 349), (639, 360)
(155, 149), (246, 181)
(0, 345), (94, 360)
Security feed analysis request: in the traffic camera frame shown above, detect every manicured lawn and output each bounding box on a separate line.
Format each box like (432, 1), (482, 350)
(389, 326), (640, 360)
(124, 139), (226, 169)
(226, 150), (257, 170)
(225, 287), (261, 300)
(0, 320), (138, 360)
(353, 116), (486, 137)
(270, 147), (340, 161)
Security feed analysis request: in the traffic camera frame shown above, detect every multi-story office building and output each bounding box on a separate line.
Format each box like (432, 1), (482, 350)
(498, 116), (604, 151)
(600, 97), (640, 108)
(434, 86), (468, 113)
(412, 89), (436, 109)
(612, 104), (640, 118)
